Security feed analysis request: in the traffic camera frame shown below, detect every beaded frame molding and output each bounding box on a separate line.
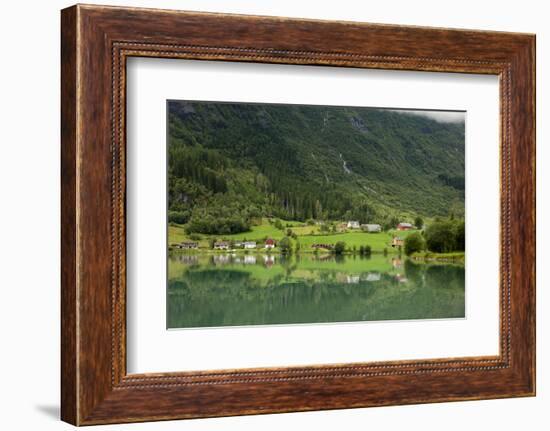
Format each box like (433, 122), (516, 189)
(61, 4), (535, 425)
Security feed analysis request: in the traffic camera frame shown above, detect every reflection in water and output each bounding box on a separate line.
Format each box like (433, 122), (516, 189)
(365, 273), (381, 282)
(167, 253), (465, 329)
(174, 254), (199, 265)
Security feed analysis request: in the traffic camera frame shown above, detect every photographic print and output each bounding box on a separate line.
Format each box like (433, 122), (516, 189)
(167, 100), (466, 329)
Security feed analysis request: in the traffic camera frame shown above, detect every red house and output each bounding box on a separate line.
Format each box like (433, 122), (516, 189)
(265, 238), (276, 249)
(397, 222), (413, 231)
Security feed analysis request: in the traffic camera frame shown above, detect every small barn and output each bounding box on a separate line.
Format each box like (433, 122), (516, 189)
(177, 241), (198, 249)
(391, 237), (404, 247)
(213, 241), (230, 250)
(265, 238), (276, 249)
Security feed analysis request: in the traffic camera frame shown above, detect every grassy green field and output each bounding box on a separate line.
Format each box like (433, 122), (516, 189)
(168, 221), (283, 244)
(169, 218), (419, 253)
(297, 232), (392, 251)
(288, 225), (321, 235)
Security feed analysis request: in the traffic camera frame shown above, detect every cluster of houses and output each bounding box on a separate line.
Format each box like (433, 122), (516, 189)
(174, 239), (277, 250)
(217, 238), (276, 250)
(343, 221), (415, 232)
(390, 223), (413, 249)
(340, 221), (383, 232)
(342, 220), (413, 251)
(173, 221), (416, 252)
(173, 241), (199, 250)
(311, 243), (334, 250)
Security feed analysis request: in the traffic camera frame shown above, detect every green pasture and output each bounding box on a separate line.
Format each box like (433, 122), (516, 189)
(169, 217), (420, 254)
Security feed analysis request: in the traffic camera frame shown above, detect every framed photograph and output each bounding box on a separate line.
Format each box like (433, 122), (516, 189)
(61, 4), (535, 425)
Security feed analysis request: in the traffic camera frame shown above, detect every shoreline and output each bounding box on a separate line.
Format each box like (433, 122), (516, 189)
(168, 248), (465, 265)
(168, 248), (396, 256)
(410, 252), (465, 264)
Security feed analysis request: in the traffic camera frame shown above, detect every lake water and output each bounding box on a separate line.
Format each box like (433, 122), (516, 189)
(167, 253), (465, 329)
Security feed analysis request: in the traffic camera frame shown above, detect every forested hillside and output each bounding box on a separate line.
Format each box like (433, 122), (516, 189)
(167, 100), (465, 235)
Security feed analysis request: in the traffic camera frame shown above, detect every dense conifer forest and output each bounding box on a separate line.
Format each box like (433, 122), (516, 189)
(167, 100), (465, 235)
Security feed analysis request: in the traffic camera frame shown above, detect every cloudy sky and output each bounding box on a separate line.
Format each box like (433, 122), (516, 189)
(390, 109), (465, 123)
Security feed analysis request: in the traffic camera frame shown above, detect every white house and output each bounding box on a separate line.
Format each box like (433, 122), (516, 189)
(243, 241), (257, 249)
(361, 223), (382, 233)
(347, 220), (360, 229)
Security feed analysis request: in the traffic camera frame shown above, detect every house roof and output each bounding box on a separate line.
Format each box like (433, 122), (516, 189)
(398, 222), (413, 227)
(265, 238), (275, 244)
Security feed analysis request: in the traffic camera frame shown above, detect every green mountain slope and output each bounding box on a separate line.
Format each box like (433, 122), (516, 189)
(167, 100), (465, 234)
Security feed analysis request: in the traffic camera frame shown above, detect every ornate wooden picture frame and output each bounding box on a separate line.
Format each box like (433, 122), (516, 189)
(61, 4), (535, 425)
